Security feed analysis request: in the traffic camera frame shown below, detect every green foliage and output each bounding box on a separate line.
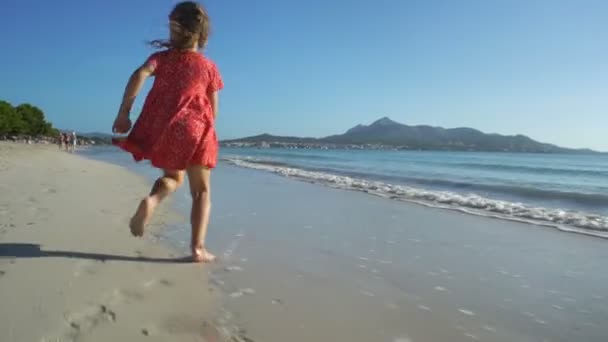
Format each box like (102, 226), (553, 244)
(0, 100), (58, 136)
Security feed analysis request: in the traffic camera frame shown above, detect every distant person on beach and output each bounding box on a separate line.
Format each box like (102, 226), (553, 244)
(70, 132), (77, 152)
(62, 133), (69, 152)
(112, 1), (222, 263)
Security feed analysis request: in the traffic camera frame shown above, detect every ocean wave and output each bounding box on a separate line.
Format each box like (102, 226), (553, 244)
(452, 162), (608, 177)
(302, 167), (608, 206)
(223, 157), (608, 237)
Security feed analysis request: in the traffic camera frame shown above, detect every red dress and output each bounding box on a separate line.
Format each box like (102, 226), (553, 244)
(114, 49), (223, 170)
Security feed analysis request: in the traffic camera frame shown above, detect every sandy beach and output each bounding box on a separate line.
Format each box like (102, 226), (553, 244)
(3, 143), (608, 342)
(0, 143), (222, 342)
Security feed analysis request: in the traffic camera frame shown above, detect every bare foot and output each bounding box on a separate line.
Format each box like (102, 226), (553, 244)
(129, 198), (154, 237)
(192, 245), (216, 263)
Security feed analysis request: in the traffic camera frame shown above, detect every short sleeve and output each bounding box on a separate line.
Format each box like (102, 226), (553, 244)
(208, 61), (224, 92)
(143, 52), (162, 73)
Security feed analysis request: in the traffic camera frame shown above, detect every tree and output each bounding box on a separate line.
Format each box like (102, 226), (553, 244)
(16, 104), (47, 135)
(0, 101), (26, 135)
(0, 100), (58, 136)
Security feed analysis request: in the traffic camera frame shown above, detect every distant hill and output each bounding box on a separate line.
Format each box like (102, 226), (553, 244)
(78, 132), (114, 139)
(223, 117), (598, 153)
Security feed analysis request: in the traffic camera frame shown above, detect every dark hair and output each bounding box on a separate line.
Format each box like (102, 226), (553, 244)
(150, 1), (210, 50)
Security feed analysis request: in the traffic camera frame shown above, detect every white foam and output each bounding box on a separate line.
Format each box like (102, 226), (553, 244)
(464, 333), (480, 341)
(225, 266), (243, 272)
(386, 303), (399, 310)
(434, 286), (447, 292)
(394, 338), (412, 342)
(458, 309), (476, 316)
(482, 325), (497, 333)
(225, 157), (608, 237)
(417, 305), (431, 311)
(241, 288), (256, 295)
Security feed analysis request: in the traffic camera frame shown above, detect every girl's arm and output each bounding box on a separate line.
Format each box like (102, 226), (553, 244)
(112, 64), (155, 133)
(208, 90), (219, 119)
(118, 65), (154, 118)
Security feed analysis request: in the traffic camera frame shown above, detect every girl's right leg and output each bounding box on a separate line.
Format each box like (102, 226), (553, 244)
(130, 169), (184, 236)
(186, 165), (215, 262)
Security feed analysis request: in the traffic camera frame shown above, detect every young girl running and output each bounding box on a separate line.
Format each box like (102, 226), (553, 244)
(112, 1), (223, 263)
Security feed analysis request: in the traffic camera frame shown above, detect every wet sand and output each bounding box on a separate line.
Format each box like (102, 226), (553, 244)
(0, 143), (222, 342)
(203, 164), (608, 342)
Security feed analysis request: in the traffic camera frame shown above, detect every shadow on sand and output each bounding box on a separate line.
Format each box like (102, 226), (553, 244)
(0, 243), (190, 263)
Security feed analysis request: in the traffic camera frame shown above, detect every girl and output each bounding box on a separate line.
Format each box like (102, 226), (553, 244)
(112, 1), (223, 263)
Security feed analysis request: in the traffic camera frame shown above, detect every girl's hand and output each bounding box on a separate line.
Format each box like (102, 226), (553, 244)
(112, 116), (132, 134)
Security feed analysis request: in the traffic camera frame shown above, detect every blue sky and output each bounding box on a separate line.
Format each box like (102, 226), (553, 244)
(1, 0), (607, 150)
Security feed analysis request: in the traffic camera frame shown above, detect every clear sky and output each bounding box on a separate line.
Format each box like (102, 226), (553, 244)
(1, 0), (606, 150)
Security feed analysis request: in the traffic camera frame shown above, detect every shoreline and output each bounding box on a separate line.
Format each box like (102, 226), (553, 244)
(0, 142), (232, 342)
(191, 163), (608, 342)
(222, 155), (608, 238)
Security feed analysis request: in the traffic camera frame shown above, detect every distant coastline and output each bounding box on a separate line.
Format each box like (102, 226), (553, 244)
(221, 117), (601, 154)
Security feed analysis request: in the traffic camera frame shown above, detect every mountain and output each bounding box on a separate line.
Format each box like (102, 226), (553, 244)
(223, 117), (598, 153)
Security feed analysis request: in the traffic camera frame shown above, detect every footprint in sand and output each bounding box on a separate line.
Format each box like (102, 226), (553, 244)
(0, 270), (6, 277)
(58, 304), (118, 340)
(113, 289), (145, 303)
(159, 279), (173, 287)
(73, 261), (98, 277)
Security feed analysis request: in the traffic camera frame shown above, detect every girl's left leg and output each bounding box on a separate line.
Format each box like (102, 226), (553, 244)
(130, 169), (185, 236)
